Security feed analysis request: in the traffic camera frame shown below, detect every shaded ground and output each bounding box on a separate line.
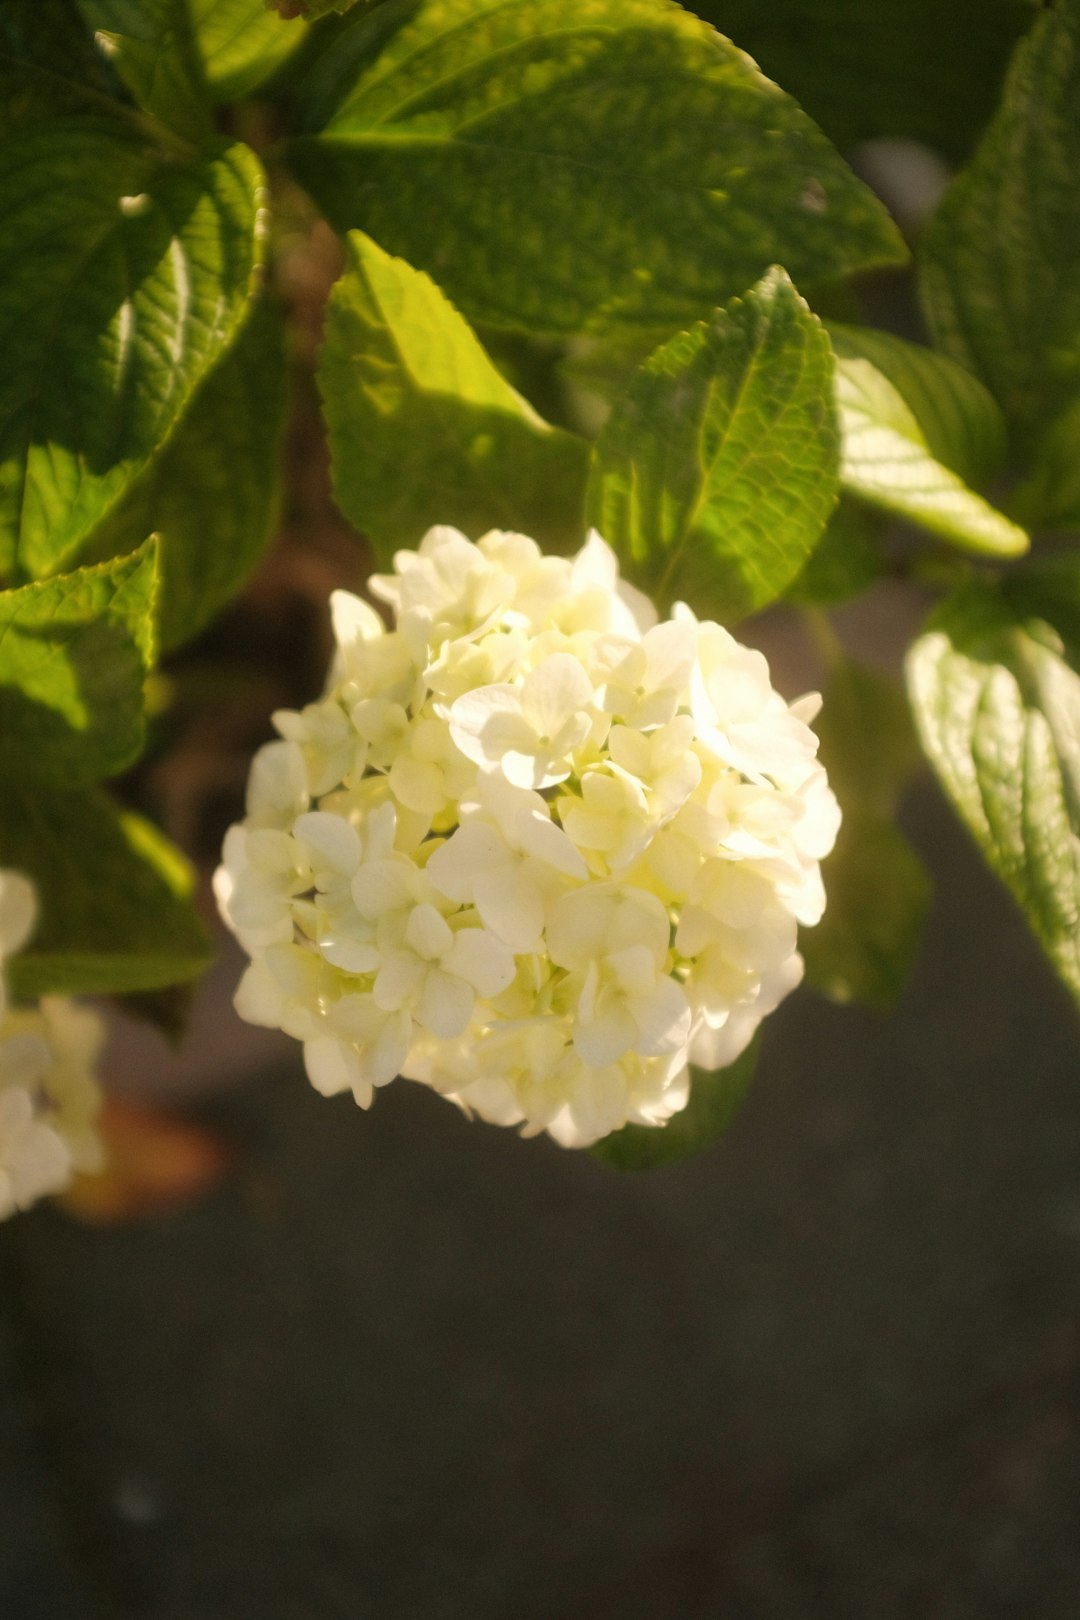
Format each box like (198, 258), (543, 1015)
(2, 777), (1079, 1619)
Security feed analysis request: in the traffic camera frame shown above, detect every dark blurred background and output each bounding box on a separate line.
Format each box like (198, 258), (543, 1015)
(3, 767), (1080, 1619)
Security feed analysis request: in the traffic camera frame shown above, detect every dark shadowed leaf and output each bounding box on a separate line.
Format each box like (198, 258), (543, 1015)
(919, 0), (1080, 445)
(591, 1041), (758, 1171)
(0, 124), (266, 582)
(2, 785), (212, 998)
(76, 0), (211, 139)
(83, 305), (287, 651)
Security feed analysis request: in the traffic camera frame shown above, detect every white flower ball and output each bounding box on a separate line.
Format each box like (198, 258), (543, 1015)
(0, 869), (106, 1218)
(215, 528), (839, 1149)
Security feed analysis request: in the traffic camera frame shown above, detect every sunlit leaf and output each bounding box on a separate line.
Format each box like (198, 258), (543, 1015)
(319, 233), (589, 556)
(587, 268), (838, 618)
(286, 0), (905, 334)
(907, 580), (1080, 1007)
(0, 540), (158, 783)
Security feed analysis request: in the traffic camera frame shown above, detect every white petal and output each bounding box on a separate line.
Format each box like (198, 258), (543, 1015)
(246, 739), (308, 820)
(293, 812), (361, 877)
(371, 1011), (412, 1085)
(318, 931), (381, 974)
(234, 961), (286, 1028)
(573, 1004), (637, 1067)
(426, 822), (507, 904)
(352, 859), (414, 920)
(330, 589), (384, 648)
(373, 951), (425, 1011)
(304, 1035), (362, 1098)
(417, 969), (474, 1038)
(404, 902), (454, 961)
(472, 866), (544, 951)
(632, 976), (692, 1056)
(444, 928), (516, 997)
(449, 685), (531, 767)
(520, 654), (593, 739)
(517, 809), (588, 878)
(389, 754), (445, 814)
(642, 618), (696, 693)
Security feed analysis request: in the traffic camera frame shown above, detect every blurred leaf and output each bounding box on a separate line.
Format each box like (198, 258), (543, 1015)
(82, 305), (287, 651)
(3, 785), (212, 998)
(591, 1041), (757, 1171)
(319, 232), (590, 556)
(76, 0), (211, 139)
(285, 0), (905, 335)
(815, 660), (922, 818)
(830, 325), (1007, 488)
(116, 980), (197, 1044)
(1003, 558), (1080, 655)
(0, 124), (266, 582)
(189, 0), (308, 101)
(920, 0), (1080, 445)
(1010, 394), (1080, 533)
(273, 0), (365, 17)
(786, 497), (883, 607)
(802, 807), (931, 1013)
(828, 326), (1027, 559)
(586, 268), (838, 619)
(907, 580), (1080, 1008)
(807, 660), (930, 1011)
(0, 0), (118, 134)
(688, 0), (1033, 162)
(0, 540), (158, 784)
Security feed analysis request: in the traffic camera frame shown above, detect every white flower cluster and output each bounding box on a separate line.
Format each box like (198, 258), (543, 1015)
(216, 528), (839, 1149)
(0, 870), (105, 1220)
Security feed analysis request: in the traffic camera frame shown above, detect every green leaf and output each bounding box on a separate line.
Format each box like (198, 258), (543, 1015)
(814, 660), (922, 818)
(319, 232), (590, 557)
(0, 540), (158, 785)
(0, 123), (267, 583)
(919, 0), (1080, 443)
(802, 806), (932, 1013)
(278, 0), (366, 17)
(189, 0), (308, 101)
(0, 0), (119, 135)
(687, 0), (1033, 164)
(829, 325), (1007, 488)
(1, 784), (212, 998)
(806, 659), (931, 1012)
(81, 304), (288, 651)
(591, 1041), (758, 1171)
(1010, 393), (1080, 532)
(786, 497), (883, 607)
(285, 0), (906, 335)
(76, 0), (211, 140)
(586, 268), (839, 620)
(907, 582), (1080, 1008)
(828, 326), (1027, 559)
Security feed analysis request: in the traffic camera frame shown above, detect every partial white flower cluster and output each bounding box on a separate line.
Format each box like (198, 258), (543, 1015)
(0, 870), (105, 1220)
(216, 528), (839, 1148)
